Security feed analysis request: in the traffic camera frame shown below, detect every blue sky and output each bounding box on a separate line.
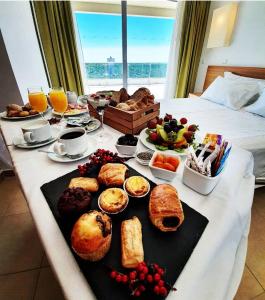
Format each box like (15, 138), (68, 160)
(75, 13), (174, 63)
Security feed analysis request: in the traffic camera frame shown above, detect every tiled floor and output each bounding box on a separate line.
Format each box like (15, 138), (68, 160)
(0, 176), (64, 300)
(0, 176), (264, 300)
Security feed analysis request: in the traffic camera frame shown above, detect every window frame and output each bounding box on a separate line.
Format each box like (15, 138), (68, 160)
(71, 0), (176, 91)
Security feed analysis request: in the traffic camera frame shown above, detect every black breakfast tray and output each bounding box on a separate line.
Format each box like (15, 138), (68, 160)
(41, 165), (208, 300)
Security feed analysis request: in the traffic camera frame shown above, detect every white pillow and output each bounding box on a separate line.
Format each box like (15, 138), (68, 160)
(201, 76), (260, 110)
(224, 71), (265, 92)
(244, 89), (265, 117)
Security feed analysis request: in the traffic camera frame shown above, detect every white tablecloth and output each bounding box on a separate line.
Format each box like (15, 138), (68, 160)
(0, 109), (255, 300)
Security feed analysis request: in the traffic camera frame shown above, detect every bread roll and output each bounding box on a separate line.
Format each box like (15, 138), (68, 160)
(121, 216), (144, 268)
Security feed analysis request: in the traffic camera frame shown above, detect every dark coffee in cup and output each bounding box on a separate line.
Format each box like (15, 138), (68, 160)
(53, 128), (87, 156)
(61, 131), (84, 140)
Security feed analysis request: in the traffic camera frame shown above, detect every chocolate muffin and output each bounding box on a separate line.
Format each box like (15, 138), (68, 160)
(57, 188), (92, 219)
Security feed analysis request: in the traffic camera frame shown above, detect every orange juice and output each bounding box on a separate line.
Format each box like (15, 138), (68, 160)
(49, 90), (68, 113)
(28, 92), (47, 113)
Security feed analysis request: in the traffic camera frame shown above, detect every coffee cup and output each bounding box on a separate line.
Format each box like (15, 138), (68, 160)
(22, 120), (52, 144)
(53, 128), (87, 156)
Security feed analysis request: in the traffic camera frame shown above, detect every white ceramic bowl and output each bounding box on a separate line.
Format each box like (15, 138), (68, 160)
(135, 150), (154, 166)
(115, 143), (137, 156)
(182, 162), (222, 195)
(149, 151), (180, 181)
(123, 177), (150, 198)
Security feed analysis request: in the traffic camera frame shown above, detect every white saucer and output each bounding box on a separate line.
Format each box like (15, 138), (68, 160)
(47, 138), (96, 163)
(12, 135), (57, 149)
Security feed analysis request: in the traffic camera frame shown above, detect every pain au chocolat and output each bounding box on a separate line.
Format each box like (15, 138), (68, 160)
(71, 210), (112, 261)
(98, 163), (128, 186)
(149, 184), (184, 232)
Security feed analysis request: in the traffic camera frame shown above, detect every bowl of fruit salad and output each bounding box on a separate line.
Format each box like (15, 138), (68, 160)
(139, 113), (199, 155)
(149, 151), (180, 181)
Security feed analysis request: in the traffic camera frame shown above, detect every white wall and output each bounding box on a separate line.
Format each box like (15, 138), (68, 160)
(0, 1), (49, 103)
(195, 1), (265, 92)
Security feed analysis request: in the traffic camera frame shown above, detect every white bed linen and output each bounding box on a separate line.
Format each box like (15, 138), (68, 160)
(0, 112), (255, 300)
(162, 98), (265, 177)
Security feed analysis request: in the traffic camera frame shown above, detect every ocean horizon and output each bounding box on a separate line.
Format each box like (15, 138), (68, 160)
(85, 62), (167, 79)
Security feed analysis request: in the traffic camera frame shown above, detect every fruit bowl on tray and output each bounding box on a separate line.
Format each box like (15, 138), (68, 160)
(139, 113), (199, 155)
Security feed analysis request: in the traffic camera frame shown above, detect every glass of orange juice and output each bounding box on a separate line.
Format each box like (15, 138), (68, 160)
(49, 87), (68, 124)
(28, 87), (48, 117)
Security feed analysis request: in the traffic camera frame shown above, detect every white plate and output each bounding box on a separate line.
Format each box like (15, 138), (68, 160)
(12, 134), (58, 149)
(139, 128), (189, 156)
(67, 118), (101, 133)
(1, 107), (51, 120)
(52, 109), (88, 117)
(46, 138), (96, 163)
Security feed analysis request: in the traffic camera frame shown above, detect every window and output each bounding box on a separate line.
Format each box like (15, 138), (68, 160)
(73, 1), (176, 98)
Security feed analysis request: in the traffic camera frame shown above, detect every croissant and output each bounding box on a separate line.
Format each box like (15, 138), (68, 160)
(98, 163), (128, 186)
(149, 184), (184, 232)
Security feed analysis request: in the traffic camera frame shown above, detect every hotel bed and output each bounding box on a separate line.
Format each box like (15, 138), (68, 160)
(162, 65), (265, 179)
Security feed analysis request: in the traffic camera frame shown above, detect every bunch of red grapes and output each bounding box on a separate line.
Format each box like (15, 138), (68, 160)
(78, 149), (125, 176)
(109, 262), (176, 298)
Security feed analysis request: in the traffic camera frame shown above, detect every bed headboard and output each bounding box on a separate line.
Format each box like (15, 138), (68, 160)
(203, 65), (265, 91)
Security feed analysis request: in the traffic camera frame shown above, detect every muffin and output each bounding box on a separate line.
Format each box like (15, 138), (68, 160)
(71, 210), (112, 261)
(125, 176), (150, 197)
(98, 188), (128, 214)
(57, 188), (92, 219)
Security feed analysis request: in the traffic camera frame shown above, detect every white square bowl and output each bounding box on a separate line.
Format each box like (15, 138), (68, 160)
(149, 151), (180, 181)
(182, 162), (222, 195)
(115, 143), (137, 156)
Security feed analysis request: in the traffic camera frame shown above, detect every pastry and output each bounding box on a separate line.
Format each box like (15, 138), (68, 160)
(116, 103), (131, 111)
(19, 111), (30, 117)
(99, 188), (128, 214)
(29, 109), (38, 115)
(125, 176), (149, 197)
(98, 163), (128, 186)
(71, 210), (112, 261)
(121, 216), (144, 268)
(57, 188), (92, 219)
(7, 110), (20, 117)
(149, 184), (184, 232)
(69, 177), (99, 192)
(6, 104), (22, 112)
(23, 103), (32, 111)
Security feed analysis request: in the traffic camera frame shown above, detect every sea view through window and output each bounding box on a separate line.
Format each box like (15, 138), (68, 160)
(75, 11), (175, 99)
